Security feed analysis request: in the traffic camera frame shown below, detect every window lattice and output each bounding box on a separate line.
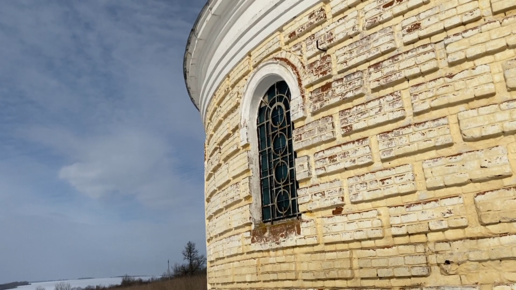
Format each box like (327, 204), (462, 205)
(257, 81), (299, 223)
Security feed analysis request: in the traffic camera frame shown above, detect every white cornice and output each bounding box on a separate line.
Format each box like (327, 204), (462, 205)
(183, 0), (322, 125)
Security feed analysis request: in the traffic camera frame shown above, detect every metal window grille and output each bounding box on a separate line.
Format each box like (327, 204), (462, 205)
(256, 81), (299, 223)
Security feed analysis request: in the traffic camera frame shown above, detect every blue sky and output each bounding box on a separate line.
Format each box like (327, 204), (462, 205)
(0, 0), (207, 283)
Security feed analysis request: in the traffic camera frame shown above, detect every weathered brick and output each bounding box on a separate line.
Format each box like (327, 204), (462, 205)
(284, 7), (327, 44)
(310, 71), (366, 113)
(503, 58), (516, 91)
(364, 0), (430, 30)
(475, 187), (516, 225)
(229, 57), (250, 86)
(390, 196), (467, 235)
(244, 219), (318, 251)
(402, 1), (480, 44)
(293, 115), (336, 150)
(378, 117), (453, 160)
(295, 155), (312, 181)
(330, 0), (362, 16)
(444, 18), (516, 63)
(423, 146), (512, 189)
(298, 179), (345, 212)
(306, 11), (359, 58)
(207, 204), (251, 238)
(335, 27), (397, 73)
(458, 100), (516, 141)
(339, 91), (405, 135)
(323, 210), (383, 243)
(228, 150), (250, 179)
(369, 44), (438, 91)
(306, 54), (333, 85)
(206, 181), (243, 219)
(357, 244), (429, 278)
(410, 65), (495, 114)
(491, 0), (516, 14)
(208, 233), (242, 261)
(300, 250), (353, 280)
(348, 164), (416, 203)
(314, 138), (373, 176)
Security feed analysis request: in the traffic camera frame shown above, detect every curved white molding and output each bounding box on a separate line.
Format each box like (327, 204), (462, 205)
(238, 60), (303, 225)
(183, 0), (321, 126)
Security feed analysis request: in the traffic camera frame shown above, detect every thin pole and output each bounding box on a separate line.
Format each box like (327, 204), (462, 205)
(168, 260), (170, 280)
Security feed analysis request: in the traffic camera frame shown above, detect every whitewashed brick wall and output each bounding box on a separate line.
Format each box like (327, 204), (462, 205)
(356, 244), (429, 278)
(309, 70), (366, 113)
(298, 179), (345, 211)
(410, 65), (495, 114)
(368, 43), (439, 91)
(293, 115), (336, 150)
(283, 7), (327, 44)
(335, 26), (397, 73)
(348, 164), (416, 203)
(389, 196), (468, 236)
(314, 137), (373, 176)
(402, 0), (481, 44)
(339, 90), (405, 135)
(305, 11), (359, 58)
(201, 0), (516, 288)
(423, 146), (512, 189)
(364, 0), (430, 30)
(458, 100), (516, 140)
(322, 209), (383, 243)
(475, 187), (516, 224)
(444, 17), (516, 64)
(377, 117), (453, 160)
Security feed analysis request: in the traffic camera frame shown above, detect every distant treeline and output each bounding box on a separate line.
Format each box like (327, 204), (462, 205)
(0, 282), (30, 290)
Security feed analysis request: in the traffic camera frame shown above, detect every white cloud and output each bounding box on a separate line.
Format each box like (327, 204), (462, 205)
(58, 129), (197, 207)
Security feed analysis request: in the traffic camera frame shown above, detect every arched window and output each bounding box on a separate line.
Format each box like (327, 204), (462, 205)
(256, 81), (299, 223)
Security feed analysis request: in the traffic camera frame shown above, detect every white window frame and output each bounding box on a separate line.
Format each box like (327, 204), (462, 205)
(239, 59), (305, 226)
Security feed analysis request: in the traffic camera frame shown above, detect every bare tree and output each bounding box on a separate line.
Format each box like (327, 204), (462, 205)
(173, 241), (206, 277)
(54, 283), (71, 290)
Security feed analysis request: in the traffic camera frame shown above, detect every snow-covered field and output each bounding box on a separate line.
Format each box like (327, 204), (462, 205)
(16, 277), (154, 290)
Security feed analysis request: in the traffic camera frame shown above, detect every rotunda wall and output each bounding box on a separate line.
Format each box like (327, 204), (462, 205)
(194, 0), (516, 289)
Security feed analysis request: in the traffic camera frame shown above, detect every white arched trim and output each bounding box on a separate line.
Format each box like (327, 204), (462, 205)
(239, 59), (305, 225)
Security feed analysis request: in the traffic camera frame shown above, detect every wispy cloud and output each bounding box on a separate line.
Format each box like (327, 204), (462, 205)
(0, 0), (207, 282)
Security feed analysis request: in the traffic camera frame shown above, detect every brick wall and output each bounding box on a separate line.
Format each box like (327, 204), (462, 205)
(201, 0), (516, 289)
